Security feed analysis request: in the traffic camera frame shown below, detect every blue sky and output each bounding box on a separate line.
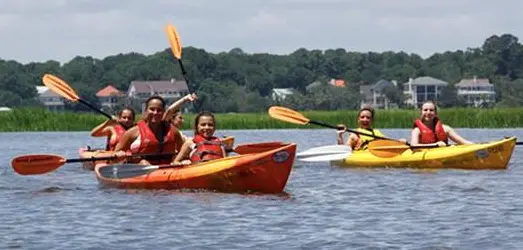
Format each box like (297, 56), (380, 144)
(0, 0), (521, 63)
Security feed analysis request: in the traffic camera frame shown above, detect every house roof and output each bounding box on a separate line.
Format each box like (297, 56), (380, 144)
(128, 79), (189, 94)
(36, 86), (48, 95)
(403, 76), (448, 86)
(359, 85), (373, 100)
(272, 88), (294, 96)
(456, 78), (493, 87)
(329, 79), (346, 87)
(96, 85), (124, 97)
(373, 79), (396, 92)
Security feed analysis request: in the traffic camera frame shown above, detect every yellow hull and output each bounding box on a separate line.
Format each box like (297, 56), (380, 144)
(333, 137), (516, 170)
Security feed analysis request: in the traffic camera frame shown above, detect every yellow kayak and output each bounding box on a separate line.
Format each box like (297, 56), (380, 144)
(332, 137), (516, 170)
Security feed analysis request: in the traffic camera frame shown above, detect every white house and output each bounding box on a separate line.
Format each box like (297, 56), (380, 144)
(96, 85), (125, 111)
(36, 86), (65, 111)
(403, 76), (448, 107)
(455, 76), (496, 107)
(127, 78), (190, 112)
(271, 88), (295, 101)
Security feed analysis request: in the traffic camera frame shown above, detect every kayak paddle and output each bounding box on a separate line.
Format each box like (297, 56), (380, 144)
(42, 74), (112, 119)
(268, 106), (402, 142)
(296, 145), (352, 162)
(165, 23), (198, 111)
(11, 142), (285, 176)
(11, 152), (175, 175)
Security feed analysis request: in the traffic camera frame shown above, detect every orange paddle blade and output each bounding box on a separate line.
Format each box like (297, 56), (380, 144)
(165, 23), (182, 59)
(367, 140), (410, 158)
(11, 154), (66, 175)
(42, 74), (79, 101)
(268, 106), (310, 125)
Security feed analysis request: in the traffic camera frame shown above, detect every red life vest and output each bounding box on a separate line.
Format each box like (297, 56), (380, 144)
(413, 118), (448, 144)
(135, 120), (179, 165)
(106, 124), (127, 151)
(190, 134), (225, 163)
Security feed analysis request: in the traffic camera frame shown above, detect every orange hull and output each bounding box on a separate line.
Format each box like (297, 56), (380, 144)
(94, 143), (297, 194)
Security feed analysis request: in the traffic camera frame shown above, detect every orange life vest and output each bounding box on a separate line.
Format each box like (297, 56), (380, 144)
(413, 118), (448, 144)
(106, 124), (127, 151)
(190, 134), (225, 163)
(135, 120), (179, 165)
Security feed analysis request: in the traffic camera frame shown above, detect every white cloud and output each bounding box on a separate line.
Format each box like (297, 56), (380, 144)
(0, 0), (521, 63)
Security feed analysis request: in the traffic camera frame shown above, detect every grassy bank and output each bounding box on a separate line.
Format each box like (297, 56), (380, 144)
(0, 107), (522, 132)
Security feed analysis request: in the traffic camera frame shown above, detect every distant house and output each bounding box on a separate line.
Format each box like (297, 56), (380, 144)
(360, 80), (398, 109)
(127, 78), (189, 111)
(328, 79), (346, 87)
(36, 86), (65, 111)
(455, 76), (496, 107)
(271, 88), (295, 101)
(96, 85), (125, 111)
(403, 76), (448, 107)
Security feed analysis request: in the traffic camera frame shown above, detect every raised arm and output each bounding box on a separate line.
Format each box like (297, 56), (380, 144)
(163, 93), (198, 121)
(90, 117), (117, 137)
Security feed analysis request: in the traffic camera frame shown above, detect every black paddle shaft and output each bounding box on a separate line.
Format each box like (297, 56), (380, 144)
(308, 120), (407, 144)
(78, 99), (112, 119)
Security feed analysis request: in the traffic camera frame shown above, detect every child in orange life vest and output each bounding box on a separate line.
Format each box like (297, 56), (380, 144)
(410, 101), (473, 147)
(172, 112), (228, 165)
(113, 96), (183, 165)
(337, 107), (391, 150)
(90, 107), (135, 151)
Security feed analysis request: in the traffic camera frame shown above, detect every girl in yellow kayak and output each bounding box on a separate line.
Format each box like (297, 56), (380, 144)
(411, 101), (473, 147)
(172, 112), (230, 165)
(336, 106), (388, 150)
(90, 107), (136, 151)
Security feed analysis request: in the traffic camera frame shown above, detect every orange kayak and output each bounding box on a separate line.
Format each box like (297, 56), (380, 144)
(94, 142), (297, 194)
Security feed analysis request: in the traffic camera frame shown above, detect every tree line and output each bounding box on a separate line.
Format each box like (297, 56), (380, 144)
(1, 33), (523, 113)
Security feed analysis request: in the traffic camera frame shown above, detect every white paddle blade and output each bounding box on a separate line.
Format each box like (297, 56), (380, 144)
(296, 145), (352, 162)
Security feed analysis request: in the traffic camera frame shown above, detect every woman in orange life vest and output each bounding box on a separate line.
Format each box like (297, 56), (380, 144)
(336, 106), (407, 150)
(172, 112), (227, 165)
(90, 107), (135, 151)
(113, 96), (184, 165)
(167, 93), (198, 143)
(410, 101), (473, 147)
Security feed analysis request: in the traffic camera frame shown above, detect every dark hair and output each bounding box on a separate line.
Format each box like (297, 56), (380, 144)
(358, 106), (375, 119)
(145, 95), (166, 109)
(118, 107), (136, 119)
(420, 101), (438, 113)
(193, 111), (216, 135)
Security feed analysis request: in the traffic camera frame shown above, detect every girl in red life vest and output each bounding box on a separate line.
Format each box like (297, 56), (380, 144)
(172, 112), (227, 166)
(410, 101), (473, 147)
(90, 107), (135, 151)
(113, 96), (183, 165)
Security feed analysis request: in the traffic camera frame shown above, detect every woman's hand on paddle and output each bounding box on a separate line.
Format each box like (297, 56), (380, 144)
(336, 124), (346, 145)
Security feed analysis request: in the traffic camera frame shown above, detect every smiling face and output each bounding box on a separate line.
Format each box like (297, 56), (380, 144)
(420, 102), (437, 123)
(144, 99), (165, 124)
(196, 115), (215, 138)
(357, 110), (373, 129)
(118, 109), (135, 128)
(171, 111), (183, 129)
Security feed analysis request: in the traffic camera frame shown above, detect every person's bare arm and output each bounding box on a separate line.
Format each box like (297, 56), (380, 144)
(163, 93), (197, 121)
(90, 118), (116, 137)
(445, 125), (473, 145)
(172, 140), (193, 165)
(114, 126), (139, 152)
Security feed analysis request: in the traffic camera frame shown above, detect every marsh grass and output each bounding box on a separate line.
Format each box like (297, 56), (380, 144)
(0, 107), (521, 132)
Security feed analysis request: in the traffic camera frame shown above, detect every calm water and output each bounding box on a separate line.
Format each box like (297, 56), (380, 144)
(1, 128), (523, 249)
